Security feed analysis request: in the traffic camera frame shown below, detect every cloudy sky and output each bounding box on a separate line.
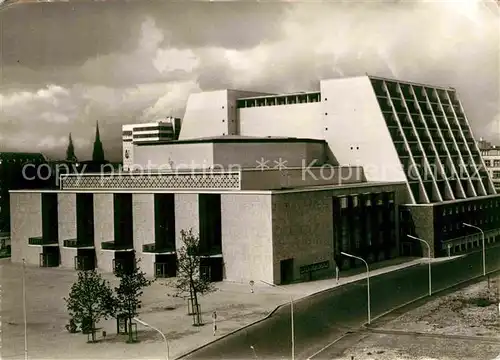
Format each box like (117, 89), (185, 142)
(0, 0), (498, 161)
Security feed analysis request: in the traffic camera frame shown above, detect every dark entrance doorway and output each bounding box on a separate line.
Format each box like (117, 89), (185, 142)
(75, 249), (96, 271)
(40, 247), (59, 267)
(113, 251), (135, 274)
(280, 258), (294, 284)
(200, 257), (223, 282)
(155, 254), (176, 278)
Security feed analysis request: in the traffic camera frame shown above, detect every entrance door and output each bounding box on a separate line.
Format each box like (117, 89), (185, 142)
(280, 258), (294, 284)
(40, 247), (60, 267)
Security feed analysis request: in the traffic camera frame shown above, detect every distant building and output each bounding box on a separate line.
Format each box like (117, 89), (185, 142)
(122, 117), (181, 171)
(480, 142), (500, 192)
(0, 152), (51, 234)
(477, 137), (493, 151)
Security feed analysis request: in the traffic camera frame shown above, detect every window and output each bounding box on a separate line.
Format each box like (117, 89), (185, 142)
(494, 160), (500, 167)
(340, 197), (348, 209)
(352, 196), (359, 207)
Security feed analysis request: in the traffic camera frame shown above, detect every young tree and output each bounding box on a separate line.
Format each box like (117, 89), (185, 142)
(64, 270), (115, 342)
(114, 256), (153, 343)
(172, 229), (216, 325)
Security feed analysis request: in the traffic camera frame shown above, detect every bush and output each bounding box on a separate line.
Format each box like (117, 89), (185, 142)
(466, 297), (495, 307)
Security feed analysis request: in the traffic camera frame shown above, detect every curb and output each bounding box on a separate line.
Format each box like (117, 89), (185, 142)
(175, 259), (424, 359)
(305, 268), (500, 359)
(364, 267), (500, 329)
(174, 303), (284, 359)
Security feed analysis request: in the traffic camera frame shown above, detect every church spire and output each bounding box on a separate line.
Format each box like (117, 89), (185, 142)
(65, 132), (77, 162)
(92, 121), (105, 162)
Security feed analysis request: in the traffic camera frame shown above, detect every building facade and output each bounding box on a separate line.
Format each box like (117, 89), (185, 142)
(10, 75), (500, 284)
(480, 145), (500, 192)
(0, 152), (52, 234)
(122, 117), (182, 171)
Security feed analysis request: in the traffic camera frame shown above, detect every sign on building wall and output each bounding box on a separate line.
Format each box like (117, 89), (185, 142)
(300, 260), (330, 275)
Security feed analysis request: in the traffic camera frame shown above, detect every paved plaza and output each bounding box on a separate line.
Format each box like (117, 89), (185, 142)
(1, 256), (451, 359)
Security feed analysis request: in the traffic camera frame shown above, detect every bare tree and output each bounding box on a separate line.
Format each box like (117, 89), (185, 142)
(171, 229), (216, 325)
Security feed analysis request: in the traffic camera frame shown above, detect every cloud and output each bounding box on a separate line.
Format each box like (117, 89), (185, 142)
(0, 0), (498, 160)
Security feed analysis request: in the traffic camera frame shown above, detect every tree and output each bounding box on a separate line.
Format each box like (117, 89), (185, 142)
(171, 229), (216, 326)
(65, 133), (78, 162)
(114, 256), (153, 343)
(64, 270), (115, 342)
(92, 120), (105, 162)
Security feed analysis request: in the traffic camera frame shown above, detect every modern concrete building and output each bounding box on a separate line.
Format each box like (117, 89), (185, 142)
(480, 143), (500, 192)
(10, 75), (500, 284)
(122, 117), (182, 171)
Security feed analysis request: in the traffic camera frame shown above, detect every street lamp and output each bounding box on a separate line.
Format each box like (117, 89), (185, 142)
(260, 280), (294, 360)
(463, 223), (486, 276)
(340, 252), (370, 324)
(133, 317), (170, 360)
(407, 235), (432, 296)
(22, 259), (28, 360)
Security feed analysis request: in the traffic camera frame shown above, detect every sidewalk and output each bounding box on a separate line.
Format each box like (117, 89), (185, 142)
(0, 255), (463, 360)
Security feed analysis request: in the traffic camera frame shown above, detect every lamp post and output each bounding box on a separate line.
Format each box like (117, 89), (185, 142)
(22, 258), (28, 360)
(260, 280), (294, 360)
(133, 317), (170, 360)
(340, 252), (370, 324)
(463, 223), (486, 276)
(407, 235), (432, 296)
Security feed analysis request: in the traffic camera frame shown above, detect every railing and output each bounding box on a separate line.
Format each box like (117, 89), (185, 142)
(101, 241), (133, 251)
(63, 239), (94, 248)
(29, 236), (58, 246)
(142, 243), (176, 253)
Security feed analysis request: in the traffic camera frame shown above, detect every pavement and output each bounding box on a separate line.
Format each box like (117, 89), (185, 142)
(0, 255), (449, 360)
(183, 245), (500, 359)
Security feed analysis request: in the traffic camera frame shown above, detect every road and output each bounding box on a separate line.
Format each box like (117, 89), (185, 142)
(183, 245), (500, 359)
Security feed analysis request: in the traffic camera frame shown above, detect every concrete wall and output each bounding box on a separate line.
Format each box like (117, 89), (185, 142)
(213, 141), (326, 169)
(271, 191), (334, 284)
(320, 77), (405, 182)
(174, 194), (199, 250)
(133, 143), (214, 170)
(179, 90), (230, 139)
(239, 102), (324, 139)
(133, 194), (155, 277)
(240, 167), (364, 190)
(58, 193), (77, 268)
(221, 194), (273, 283)
(10, 192), (42, 265)
(404, 205), (436, 257)
(93, 193), (114, 272)
(228, 90), (272, 135)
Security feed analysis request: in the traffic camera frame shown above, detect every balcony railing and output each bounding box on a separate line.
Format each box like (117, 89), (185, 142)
(63, 238), (94, 248)
(28, 236), (58, 246)
(142, 243), (176, 254)
(101, 241), (133, 251)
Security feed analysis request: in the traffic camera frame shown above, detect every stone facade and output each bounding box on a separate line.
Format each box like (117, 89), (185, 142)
(10, 182), (406, 284)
